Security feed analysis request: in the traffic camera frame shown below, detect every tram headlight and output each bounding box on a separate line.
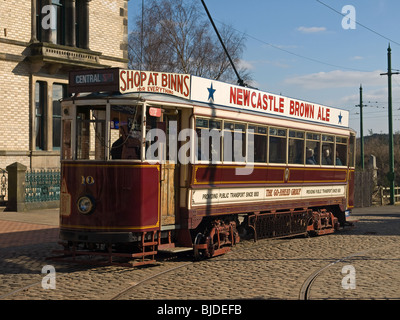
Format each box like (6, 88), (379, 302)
(77, 195), (95, 215)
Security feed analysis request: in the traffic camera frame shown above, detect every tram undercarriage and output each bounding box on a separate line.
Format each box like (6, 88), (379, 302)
(52, 206), (345, 267)
(191, 206), (342, 260)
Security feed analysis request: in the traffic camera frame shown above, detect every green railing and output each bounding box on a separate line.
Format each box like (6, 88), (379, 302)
(25, 169), (61, 203)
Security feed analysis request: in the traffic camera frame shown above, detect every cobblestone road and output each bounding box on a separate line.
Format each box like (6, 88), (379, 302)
(1, 206), (400, 301)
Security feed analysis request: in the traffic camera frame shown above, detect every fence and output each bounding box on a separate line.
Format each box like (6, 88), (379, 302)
(0, 168), (7, 203)
(377, 186), (400, 205)
(354, 168), (400, 206)
(354, 169), (374, 208)
(4, 162), (60, 212)
(25, 169), (61, 203)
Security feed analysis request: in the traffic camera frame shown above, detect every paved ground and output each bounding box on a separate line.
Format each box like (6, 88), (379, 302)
(0, 208), (58, 248)
(0, 205), (400, 304)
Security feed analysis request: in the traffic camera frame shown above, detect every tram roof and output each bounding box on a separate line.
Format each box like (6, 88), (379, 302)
(65, 68), (352, 131)
(66, 91), (197, 107)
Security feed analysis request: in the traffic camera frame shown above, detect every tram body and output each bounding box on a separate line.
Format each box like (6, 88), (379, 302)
(57, 68), (355, 266)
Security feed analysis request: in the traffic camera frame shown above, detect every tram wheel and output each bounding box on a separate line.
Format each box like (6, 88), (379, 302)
(193, 232), (207, 260)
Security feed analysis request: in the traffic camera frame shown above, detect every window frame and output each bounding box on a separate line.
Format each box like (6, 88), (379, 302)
(222, 120), (247, 164)
(196, 117), (223, 163)
(35, 0), (89, 48)
(288, 129), (305, 165)
(52, 83), (67, 150)
(192, 116), (352, 168)
(321, 134), (335, 166)
(268, 127), (287, 164)
(35, 81), (47, 151)
(248, 124), (268, 164)
(335, 136), (348, 167)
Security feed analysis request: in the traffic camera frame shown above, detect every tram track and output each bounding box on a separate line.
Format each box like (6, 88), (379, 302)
(0, 236), (284, 300)
(0, 280), (43, 300)
(299, 250), (368, 300)
(110, 261), (194, 300)
(299, 238), (400, 300)
(0, 264), (85, 300)
(2, 232), (372, 300)
(109, 236), (292, 300)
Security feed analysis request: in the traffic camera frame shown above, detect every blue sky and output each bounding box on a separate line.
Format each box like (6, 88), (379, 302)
(127, 0), (400, 136)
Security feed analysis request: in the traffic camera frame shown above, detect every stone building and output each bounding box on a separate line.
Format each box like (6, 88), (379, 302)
(0, 0), (129, 170)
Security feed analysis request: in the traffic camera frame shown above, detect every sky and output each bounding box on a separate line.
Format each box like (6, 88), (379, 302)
(127, 0), (400, 136)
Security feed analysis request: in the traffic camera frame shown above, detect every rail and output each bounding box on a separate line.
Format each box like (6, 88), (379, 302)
(25, 169), (61, 203)
(0, 168), (7, 203)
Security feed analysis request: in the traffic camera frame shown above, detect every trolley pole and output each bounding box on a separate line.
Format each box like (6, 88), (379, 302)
(359, 85), (364, 170)
(381, 44), (399, 205)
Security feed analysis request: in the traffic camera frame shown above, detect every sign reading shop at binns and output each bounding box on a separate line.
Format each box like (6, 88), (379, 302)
(119, 70), (191, 99)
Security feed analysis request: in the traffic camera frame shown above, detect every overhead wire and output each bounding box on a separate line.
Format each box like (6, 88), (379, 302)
(316, 0), (400, 47)
(209, 16), (372, 73)
(198, 1), (400, 73)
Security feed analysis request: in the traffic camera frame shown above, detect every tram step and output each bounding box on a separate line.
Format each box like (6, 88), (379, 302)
(158, 246), (193, 253)
(142, 241), (158, 247)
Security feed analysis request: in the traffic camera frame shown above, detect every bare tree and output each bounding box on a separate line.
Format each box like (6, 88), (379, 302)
(128, 0), (251, 84)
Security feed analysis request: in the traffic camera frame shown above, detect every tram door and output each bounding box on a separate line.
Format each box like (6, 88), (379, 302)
(159, 111), (180, 226)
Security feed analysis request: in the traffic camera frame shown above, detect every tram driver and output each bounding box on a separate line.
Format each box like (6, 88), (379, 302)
(110, 108), (142, 160)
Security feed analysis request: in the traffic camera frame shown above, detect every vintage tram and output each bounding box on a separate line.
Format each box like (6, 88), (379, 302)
(55, 68), (356, 266)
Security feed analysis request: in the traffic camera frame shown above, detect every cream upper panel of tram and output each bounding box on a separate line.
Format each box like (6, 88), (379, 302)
(190, 75), (349, 128)
(66, 69), (349, 129)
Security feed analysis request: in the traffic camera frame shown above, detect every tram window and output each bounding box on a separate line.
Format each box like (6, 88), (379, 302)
(349, 134), (355, 167)
(288, 130), (304, 164)
(321, 135), (334, 166)
(269, 127), (287, 164)
(196, 118), (208, 128)
(336, 136), (348, 166)
(223, 122), (246, 162)
(76, 106), (106, 160)
(110, 105), (142, 160)
(196, 118), (222, 162)
(144, 107), (159, 161)
(248, 125), (267, 163)
(196, 118), (209, 161)
(234, 123), (246, 162)
(62, 119), (72, 160)
(306, 132), (320, 165)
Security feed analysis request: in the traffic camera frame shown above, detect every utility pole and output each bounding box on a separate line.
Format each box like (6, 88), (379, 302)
(381, 44), (399, 205)
(359, 85), (364, 170)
